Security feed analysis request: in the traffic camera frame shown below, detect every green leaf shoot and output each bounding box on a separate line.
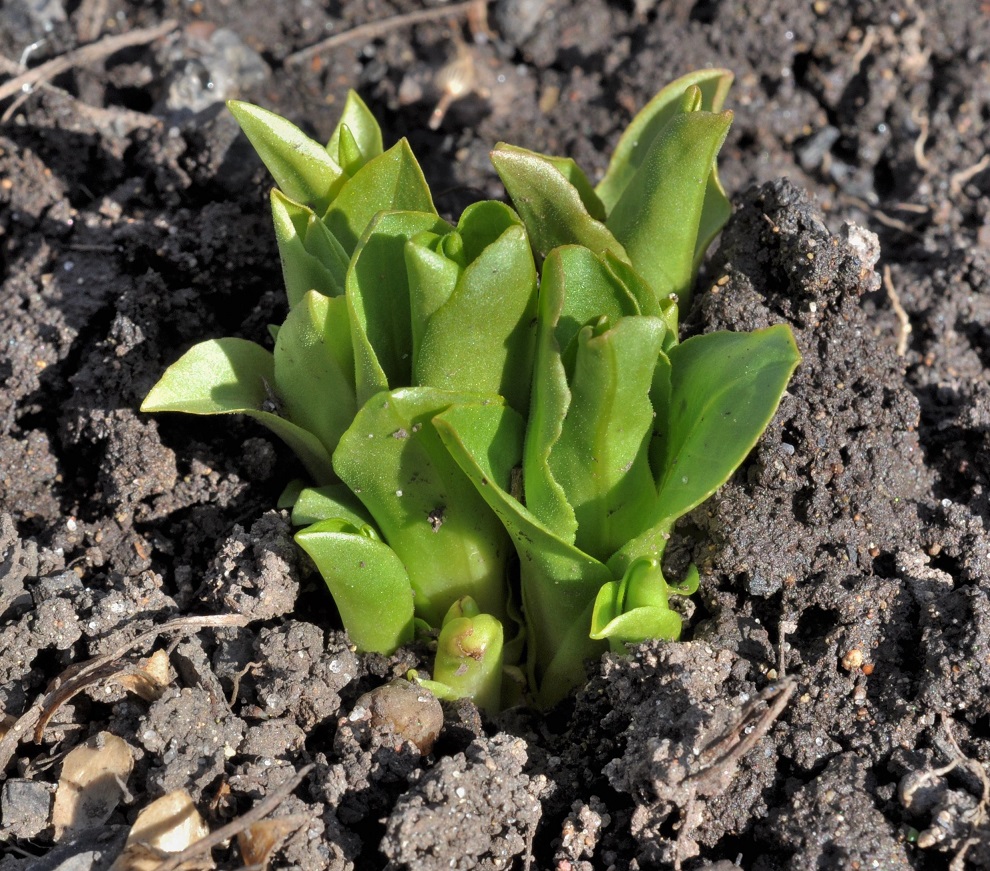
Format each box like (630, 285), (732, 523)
(295, 517), (415, 653)
(423, 597), (505, 714)
(605, 95), (733, 304)
(273, 291), (356, 457)
(590, 557), (693, 652)
(433, 401), (610, 707)
(270, 189), (349, 306)
(549, 314), (667, 562)
(141, 337), (334, 483)
(325, 90), (384, 171)
(407, 201), (538, 415)
(611, 324), (801, 574)
(596, 68), (733, 212)
(345, 210), (453, 404)
(323, 140), (436, 255)
(490, 143), (626, 264)
(144, 79), (801, 713)
(332, 387), (517, 627)
(227, 100), (344, 215)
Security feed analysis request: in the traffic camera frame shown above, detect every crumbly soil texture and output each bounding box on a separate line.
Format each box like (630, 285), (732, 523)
(1, 1), (989, 869)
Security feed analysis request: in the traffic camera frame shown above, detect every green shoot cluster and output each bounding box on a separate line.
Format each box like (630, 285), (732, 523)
(142, 72), (800, 710)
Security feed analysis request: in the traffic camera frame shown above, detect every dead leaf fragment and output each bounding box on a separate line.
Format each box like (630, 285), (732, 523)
(109, 843), (211, 871)
(117, 649), (174, 701)
(129, 790), (210, 851)
(237, 817), (306, 868)
(34, 650), (173, 741)
(109, 790), (212, 871)
(52, 731), (134, 838)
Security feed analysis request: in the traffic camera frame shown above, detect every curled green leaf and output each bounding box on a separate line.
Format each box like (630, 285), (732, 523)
(227, 100), (344, 215)
(653, 325), (801, 525)
(290, 484), (373, 527)
(428, 597), (505, 714)
(611, 324), (801, 574)
(523, 246), (660, 545)
(141, 337), (334, 483)
(295, 518), (415, 653)
(408, 201), (538, 415)
(605, 100), (733, 304)
(333, 387), (515, 627)
(270, 189), (349, 306)
(325, 90), (384, 170)
(333, 124), (365, 176)
(490, 143), (626, 264)
(590, 558), (683, 653)
(596, 69), (733, 212)
(274, 291), (356, 457)
(549, 314), (667, 562)
(346, 211), (453, 404)
(323, 140), (437, 254)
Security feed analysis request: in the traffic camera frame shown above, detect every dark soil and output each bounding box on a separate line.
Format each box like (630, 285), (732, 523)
(1, 1), (989, 868)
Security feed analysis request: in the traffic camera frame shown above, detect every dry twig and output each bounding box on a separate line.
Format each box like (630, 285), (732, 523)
(912, 106), (931, 171)
(940, 714), (990, 870)
(0, 614), (250, 774)
(672, 677), (797, 870)
(152, 765), (315, 871)
(0, 23), (165, 127)
(891, 201), (930, 214)
(838, 194), (923, 236)
(285, 0), (484, 67)
(949, 154), (990, 197)
(849, 27), (876, 76)
(0, 20), (178, 103)
(691, 677), (797, 788)
(882, 264), (912, 357)
(75, 0), (112, 43)
(1, 78), (164, 128)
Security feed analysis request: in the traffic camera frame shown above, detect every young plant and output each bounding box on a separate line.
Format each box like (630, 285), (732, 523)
(142, 72), (800, 711)
(434, 251), (798, 706)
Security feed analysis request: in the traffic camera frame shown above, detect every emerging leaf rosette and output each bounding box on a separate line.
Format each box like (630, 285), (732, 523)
(142, 72), (801, 711)
(344, 202), (537, 410)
